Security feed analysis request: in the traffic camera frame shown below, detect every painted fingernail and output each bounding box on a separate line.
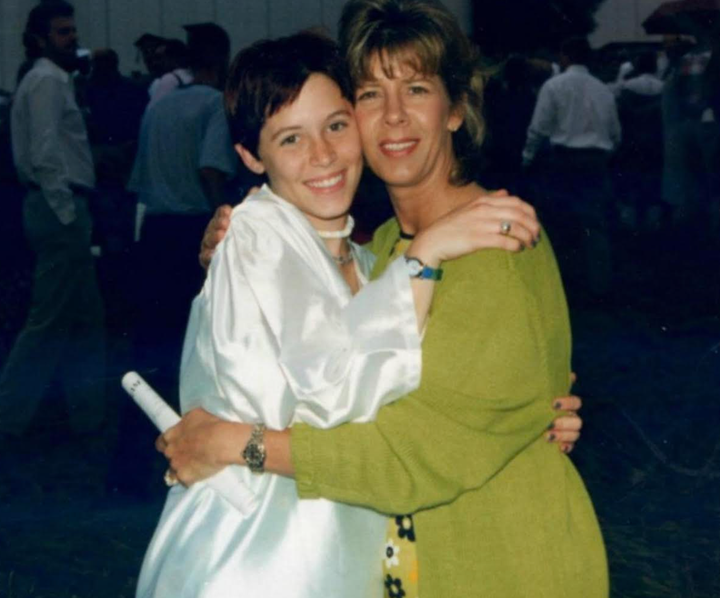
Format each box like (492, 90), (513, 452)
(553, 401), (562, 410)
(546, 433), (556, 442)
(547, 422), (555, 430)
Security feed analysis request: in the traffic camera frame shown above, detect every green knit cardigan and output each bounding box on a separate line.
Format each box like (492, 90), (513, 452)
(292, 218), (608, 597)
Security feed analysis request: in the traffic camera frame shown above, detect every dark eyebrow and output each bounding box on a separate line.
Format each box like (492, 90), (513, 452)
(270, 126), (301, 142)
(269, 108), (352, 141)
(326, 109), (352, 120)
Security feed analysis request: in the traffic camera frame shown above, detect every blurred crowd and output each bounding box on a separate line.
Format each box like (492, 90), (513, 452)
(481, 31), (719, 304)
(0, 1), (718, 500)
(0, 3), (259, 499)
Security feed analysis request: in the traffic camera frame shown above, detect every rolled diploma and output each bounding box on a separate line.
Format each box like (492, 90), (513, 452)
(121, 371), (258, 516)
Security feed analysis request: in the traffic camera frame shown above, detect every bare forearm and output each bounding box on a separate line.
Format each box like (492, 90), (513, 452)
(398, 193), (542, 333)
(264, 429), (295, 477)
(405, 236), (440, 333)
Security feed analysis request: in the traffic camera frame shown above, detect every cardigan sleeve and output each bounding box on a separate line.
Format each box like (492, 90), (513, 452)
(291, 248), (566, 515)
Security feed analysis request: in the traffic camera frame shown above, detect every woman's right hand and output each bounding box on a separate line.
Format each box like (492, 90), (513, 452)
(199, 204), (233, 271)
(199, 186), (263, 270)
(408, 190), (541, 266)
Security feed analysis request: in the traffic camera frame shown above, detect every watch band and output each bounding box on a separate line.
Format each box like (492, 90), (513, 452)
(405, 256), (443, 281)
(242, 424), (267, 474)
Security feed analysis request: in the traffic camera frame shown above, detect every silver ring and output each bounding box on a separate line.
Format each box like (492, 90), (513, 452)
(163, 468), (179, 487)
(500, 221), (512, 236)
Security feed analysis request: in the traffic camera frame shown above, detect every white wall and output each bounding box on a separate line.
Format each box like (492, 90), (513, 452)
(0, 0), (471, 91)
(590, 0), (666, 47)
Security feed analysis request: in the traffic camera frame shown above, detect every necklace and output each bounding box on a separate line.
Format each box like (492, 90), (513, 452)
(332, 251), (354, 266)
(317, 215), (355, 239)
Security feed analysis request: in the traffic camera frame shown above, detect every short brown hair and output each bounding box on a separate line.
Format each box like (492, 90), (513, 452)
(224, 31), (352, 158)
(339, 0), (486, 185)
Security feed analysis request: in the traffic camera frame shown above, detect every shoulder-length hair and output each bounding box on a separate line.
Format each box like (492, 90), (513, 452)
(340, 0), (486, 185)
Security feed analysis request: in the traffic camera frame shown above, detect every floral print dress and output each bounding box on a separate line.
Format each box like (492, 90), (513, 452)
(383, 514), (419, 598)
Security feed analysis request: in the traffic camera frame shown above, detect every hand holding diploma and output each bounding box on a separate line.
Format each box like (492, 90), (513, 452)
(121, 372), (258, 516)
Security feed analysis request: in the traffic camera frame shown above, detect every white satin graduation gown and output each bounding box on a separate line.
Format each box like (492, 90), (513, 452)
(136, 185), (421, 598)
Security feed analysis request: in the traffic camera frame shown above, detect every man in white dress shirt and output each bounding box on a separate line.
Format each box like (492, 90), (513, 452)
(0, 1), (105, 437)
(523, 37), (621, 302)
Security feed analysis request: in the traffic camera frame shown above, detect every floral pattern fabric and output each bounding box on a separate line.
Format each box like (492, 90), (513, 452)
(383, 515), (418, 598)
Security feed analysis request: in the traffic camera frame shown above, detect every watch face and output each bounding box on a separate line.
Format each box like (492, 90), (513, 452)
(244, 445), (262, 462)
(406, 257), (423, 277)
(243, 443), (265, 472)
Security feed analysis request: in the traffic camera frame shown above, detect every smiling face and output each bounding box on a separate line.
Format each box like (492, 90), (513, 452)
(236, 74), (363, 232)
(352, 52), (463, 193)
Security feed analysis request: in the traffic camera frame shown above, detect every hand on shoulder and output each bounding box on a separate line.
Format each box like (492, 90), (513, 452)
(408, 189), (541, 267)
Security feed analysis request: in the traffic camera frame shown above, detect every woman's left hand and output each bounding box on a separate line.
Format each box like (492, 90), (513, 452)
(156, 408), (246, 486)
(408, 188), (541, 266)
(548, 395), (583, 454)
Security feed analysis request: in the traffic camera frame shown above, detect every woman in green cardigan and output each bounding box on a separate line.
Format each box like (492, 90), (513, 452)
(159, 0), (607, 596)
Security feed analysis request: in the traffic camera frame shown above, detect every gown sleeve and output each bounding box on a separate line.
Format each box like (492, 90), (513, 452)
(187, 202), (422, 430)
(278, 252), (421, 426)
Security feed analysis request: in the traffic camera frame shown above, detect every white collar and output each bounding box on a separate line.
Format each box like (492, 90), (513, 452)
(257, 183), (354, 240)
(35, 57), (71, 83)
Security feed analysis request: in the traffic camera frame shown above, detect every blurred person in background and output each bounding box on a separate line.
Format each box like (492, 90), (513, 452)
(147, 39), (192, 106)
(0, 0), (105, 440)
(132, 33), (166, 87)
(83, 48), (147, 352)
(482, 55), (542, 194)
(612, 51), (665, 231)
(661, 24), (718, 228)
(523, 37), (621, 304)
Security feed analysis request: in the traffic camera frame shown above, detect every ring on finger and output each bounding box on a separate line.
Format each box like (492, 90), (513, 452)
(500, 221), (512, 236)
(163, 468), (179, 487)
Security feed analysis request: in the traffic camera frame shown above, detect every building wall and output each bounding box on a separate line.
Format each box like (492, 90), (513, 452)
(2, 0), (669, 91)
(0, 0), (471, 91)
(590, 0), (666, 47)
